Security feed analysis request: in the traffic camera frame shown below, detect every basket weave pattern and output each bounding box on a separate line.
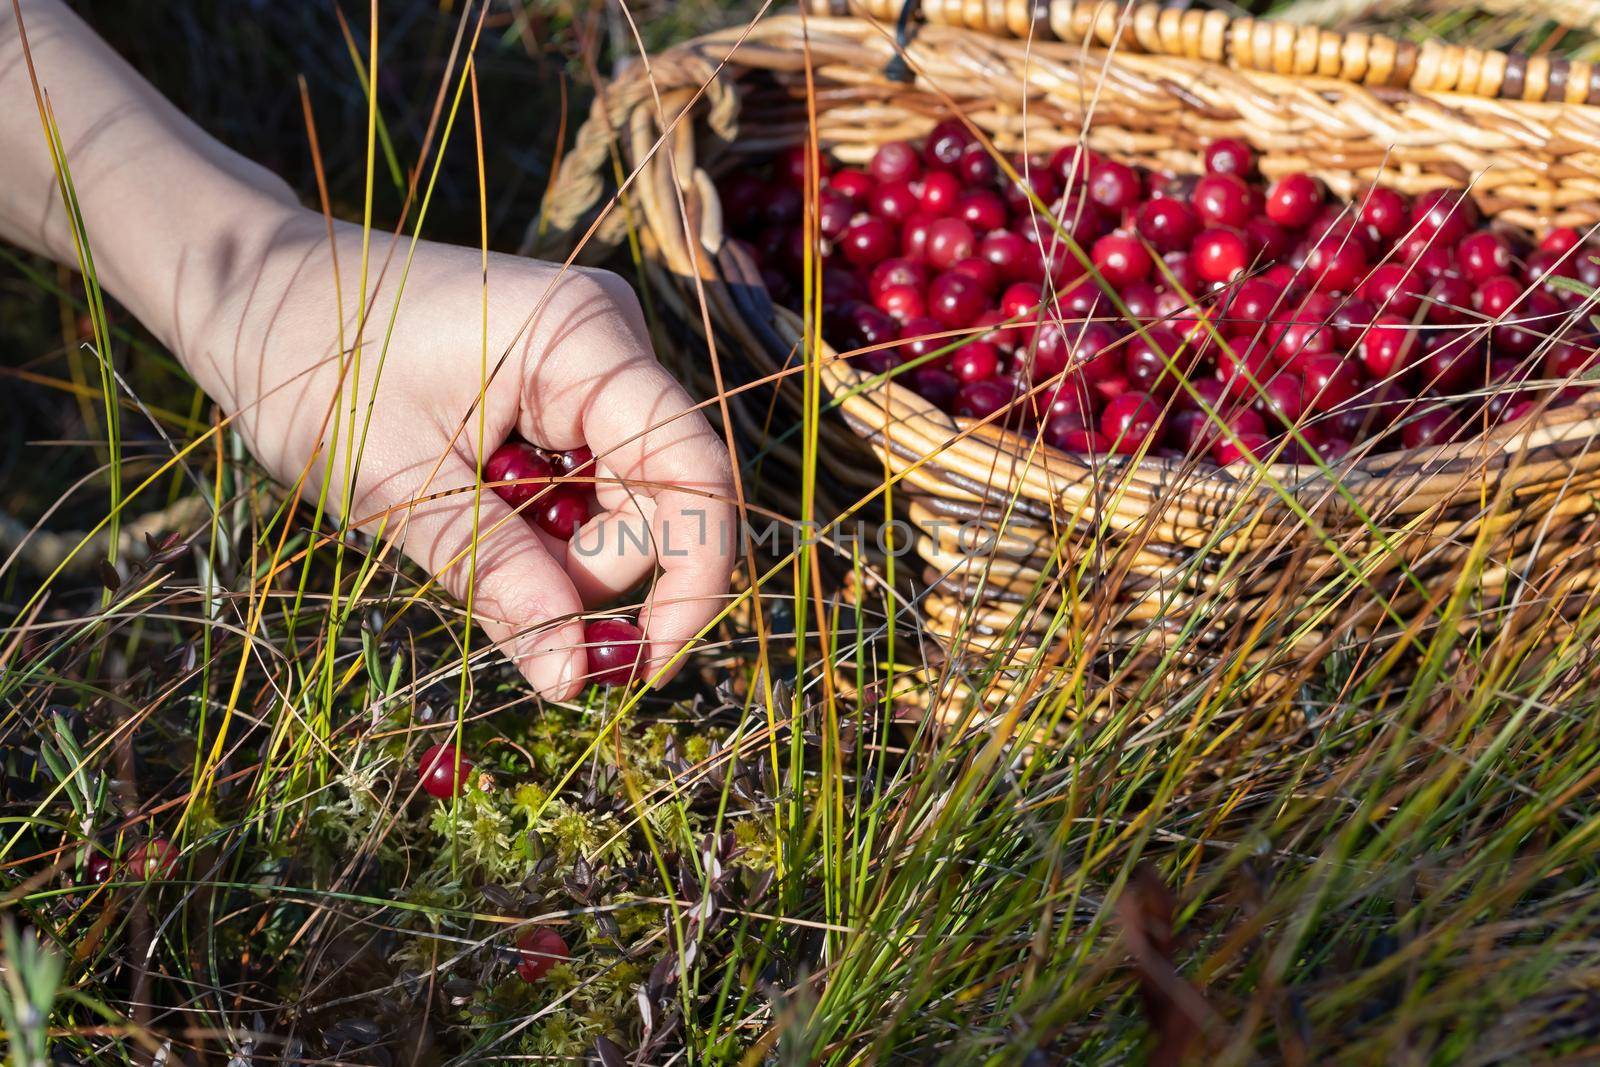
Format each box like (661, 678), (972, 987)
(538, 2), (1600, 696)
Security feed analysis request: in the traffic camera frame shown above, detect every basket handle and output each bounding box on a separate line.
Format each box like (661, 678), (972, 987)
(803, 0), (1600, 104)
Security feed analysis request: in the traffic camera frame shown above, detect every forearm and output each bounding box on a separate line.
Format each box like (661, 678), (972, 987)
(0, 0), (301, 360)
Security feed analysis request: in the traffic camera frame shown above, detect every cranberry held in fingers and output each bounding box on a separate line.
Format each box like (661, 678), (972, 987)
(516, 927), (571, 983)
(485, 442), (554, 510)
(420, 743), (473, 799)
(1265, 173), (1323, 228)
(586, 618), (646, 686)
(535, 490), (591, 540)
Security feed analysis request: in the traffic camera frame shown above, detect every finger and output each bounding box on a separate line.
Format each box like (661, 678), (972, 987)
(564, 495), (659, 605)
(518, 271), (738, 681)
(390, 455), (588, 700)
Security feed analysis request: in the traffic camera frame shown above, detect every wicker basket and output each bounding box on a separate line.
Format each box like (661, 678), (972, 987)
(535, 0), (1600, 703)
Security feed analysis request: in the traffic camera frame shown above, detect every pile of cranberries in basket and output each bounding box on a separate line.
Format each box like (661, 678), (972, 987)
(719, 120), (1599, 466)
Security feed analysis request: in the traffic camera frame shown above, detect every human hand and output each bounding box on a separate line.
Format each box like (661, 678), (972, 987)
(185, 207), (737, 698)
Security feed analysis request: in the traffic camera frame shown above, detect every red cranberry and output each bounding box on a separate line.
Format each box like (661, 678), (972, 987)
(1215, 432), (1270, 466)
(1259, 373), (1306, 425)
(1359, 263), (1426, 319)
(1087, 159), (1142, 216)
(957, 189), (1008, 232)
(908, 366), (961, 409)
(828, 168), (874, 205)
(1305, 240), (1367, 294)
(1215, 334), (1275, 399)
(536, 490), (590, 540)
(1526, 248), (1578, 299)
(1048, 144), (1095, 186)
(1000, 281), (1044, 322)
(1423, 333), (1486, 392)
(128, 839), (180, 879)
(948, 256), (1000, 295)
(1245, 218), (1291, 262)
(1100, 391), (1161, 453)
(1265, 173), (1323, 228)
(876, 283), (925, 323)
(553, 447), (594, 477)
(821, 268), (865, 312)
(1473, 275), (1522, 318)
(1203, 138), (1254, 176)
(1401, 407), (1460, 449)
(762, 184), (803, 227)
(1134, 198), (1199, 254)
(869, 257), (927, 298)
(1124, 326), (1188, 393)
(1221, 277), (1284, 325)
(870, 180), (920, 224)
(920, 171), (963, 216)
(1192, 228), (1249, 283)
(88, 854), (114, 884)
(951, 341), (1000, 383)
(870, 141), (921, 184)
(1456, 231), (1511, 283)
(1357, 187), (1409, 243)
(586, 618), (646, 685)
(1121, 282), (1161, 322)
(900, 213), (939, 260)
(1411, 189), (1477, 246)
(1091, 232), (1152, 287)
(927, 272), (986, 328)
(1330, 296), (1377, 347)
(420, 743), (473, 799)
(923, 119), (974, 171)
(1546, 340), (1599, 380)
(1192, 173), (1252, 228)
(485, 441), (554, 510)
(1426, 274), (1474, 325)
(1004, 167), (1062, 213)
(925, 218), (977, 270)
(979, 230), (1033, 281)
(719, 173), (768, 231)
(957, 142), (999, 186)
(955, 379), (1017, 419)
(1541, 226), (1581, 254)
(818, 190), (855, 239)
(896, 316), (950, 364)
(1300, 355), (1362, 411)
(840, 217), (896, 267)
(1161, 251), (1200, 293)
(778, 143), (830, 186)
(1358, 314), (1419, 379)
(516, 927), (571, 983)
(1047, 423), (1112, 454)
(839, 302), (900, 350)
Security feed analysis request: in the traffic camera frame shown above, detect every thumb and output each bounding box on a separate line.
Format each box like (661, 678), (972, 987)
(385, 455), (588, 700)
